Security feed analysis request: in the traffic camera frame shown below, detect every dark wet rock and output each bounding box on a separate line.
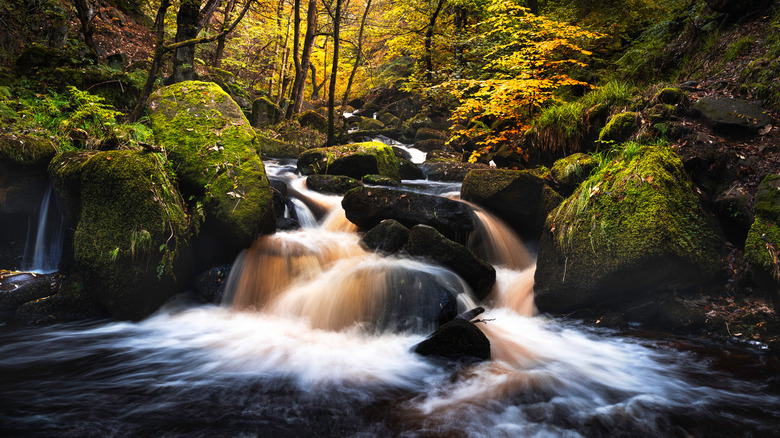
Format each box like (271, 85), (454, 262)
(276, 217), (301, 230)
(306, 174), (363, 194)
(342, 186), (475, 244)
(195, 265), (232, 304)
(693, 97), (773, 136)
(398, 158), (424, 180)
(534, 145), (724, 314)
(656, 297), (707, 332)
(14, 276), (105, 323)
(361, 219), (410, 253)
(298, 141), (400, 181)
(705, 0), (772, 17)
(406, 225), (496, 301)
(744, 174), (780, 308)
(713, 186), (754, 246)
(363, 174), (400, 186)
(270, 179), (288, 219)
(413, 318), (491, 362)
(414, 128), (445, 142)
(15, 45), (60, 73)
(414, 139), (446, 153)
(378, 112), (400, 127)
(461, 168), (563, 240)
(347, 97), (364, 109)
(421, 161), (490, 182)
(0, 272), (52, 310)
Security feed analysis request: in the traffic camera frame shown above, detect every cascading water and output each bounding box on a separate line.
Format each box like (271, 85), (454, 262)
(1, 155), (779, 437)
(21, 184), (64, 273)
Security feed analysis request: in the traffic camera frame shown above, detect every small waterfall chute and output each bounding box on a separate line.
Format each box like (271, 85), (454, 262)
(21, 184), (64, 273)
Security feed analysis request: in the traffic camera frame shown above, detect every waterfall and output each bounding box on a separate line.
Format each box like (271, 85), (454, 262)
(21, 184), (64, 273)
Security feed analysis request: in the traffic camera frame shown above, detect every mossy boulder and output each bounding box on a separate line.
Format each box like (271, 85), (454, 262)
(359, 118), (385, 131)
(654, 87), (687, 106)
(298, 110), (329, 133)
(414, 128), (445, 142)
(0, 134), (58, 167)
(48, 150), (192, 320)
(363, 174), (400, 186)
(147, 81), (275, 251)
(297, 141), (401, 181)
(534, 144), (724, 314)
(550, 153), (599, 197)
(744, 174), (780, 307)
(250, 96), (281, 126)
(342, 186), (475, 244)
(461, 169), (563, 240)
(378, 112), (400, 127)
(406, 225), (496, 301)
(414, 139), (446, 153)
(256, 134), (304, 159)
(305, 174), (363, 194)
(598, 112), (640, 145)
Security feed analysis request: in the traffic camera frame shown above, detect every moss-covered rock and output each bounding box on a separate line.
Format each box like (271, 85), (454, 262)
(297, 141), (401, 181)
(298, 110), (329, 133)
(363, 174), (400, 186)
(414, 139), (446, 153)
(461, 168), (563, 240)
(250, 96), (281, 126)
(415, 127), (445, 142)
(256, 134), (304, 159)
(147, 81), (275, 251)
(306, 174), (363, 194)
(654, 87), (687, 106)
(378, 112), (400, 127)
(48, 150), (192, 320)
(359, 118), (385, 131)
(744, 174), (780, 307)
(550, 153), (599, 197)
(0, 134), (57, 167)
(598, 112), (639, 145)
(534, 144), (724, 314)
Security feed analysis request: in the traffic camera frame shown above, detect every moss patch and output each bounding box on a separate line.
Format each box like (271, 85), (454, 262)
(745, 174), (780, 291)
(0, 134), (57, 167)
(297, 141), (401, 181)
(598, 111), (640, 145)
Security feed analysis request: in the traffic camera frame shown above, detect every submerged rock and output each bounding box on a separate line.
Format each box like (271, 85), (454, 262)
(461, 168), (563, 240)
(49, 150), (192, 320)
(297, 141), (401, 181)
(413, 318), (491, 362)
(342, 186), (475, 243)
(406, 225), (496, 301)
(535, 144), (724, 314)
(148, 81), (275, 252)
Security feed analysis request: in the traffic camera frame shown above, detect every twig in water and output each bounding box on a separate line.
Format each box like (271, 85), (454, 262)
(471, 318), (495, 325)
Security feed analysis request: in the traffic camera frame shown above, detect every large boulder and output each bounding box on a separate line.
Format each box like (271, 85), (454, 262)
(406, 225), (496, 301)
(461, 169), (563, 240)
(48, 150), (192, 320)
(693, 97), (772, 136)
(342, 186), (475, 244)
(256, 134), (304, 159)
(148, 81), (275, 252)
(361, 219), (410, 253)
(534, 144), (724, 314)
(250, 96), (281, 126)
(0, 135), (59, 269)
(598, 111), (640, 144)
(550, 153), (599, 197)
(305, 174), (363, 194)
(744, 174), (780, 308)
(297, 141), (401, 181)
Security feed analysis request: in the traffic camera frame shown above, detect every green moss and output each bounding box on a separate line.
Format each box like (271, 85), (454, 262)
(148, 81), (275, 248)
(646, 103), (676, 124)
(551, 153), (599, 194)
(654, 87), (686, 105)
(297, 141), (401, 181)
(745, 217), (780, 280)
(256, 134), (304, 159)
(49, 150), (191, 320)
(359, 118), (385, 131)
(598, 111), (639, 144)
(753, 174), (780, 221)
(0, 134), (57, 166)
(550, 143), (722, 271)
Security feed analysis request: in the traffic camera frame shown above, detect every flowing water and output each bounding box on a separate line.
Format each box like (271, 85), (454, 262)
(1, 160), (779, 437)
(20, 184), (65, 273)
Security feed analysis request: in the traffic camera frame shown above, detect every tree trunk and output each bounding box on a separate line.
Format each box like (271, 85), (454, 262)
(327, 0), (342, 145)
(171, 0), (203, 83)
(288, 0), (318, 118)
(73, 0), (96, 51)
(526, 0), (539, 14)
(286, 0), (302, 117)
(212, 0), (236, 67)
(341, 0), (371, 111)
(424, 0), (445, 81)
(130, 0), (172, 122)
(268, 0), (287, 97)
(310, 63), (324, 100)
